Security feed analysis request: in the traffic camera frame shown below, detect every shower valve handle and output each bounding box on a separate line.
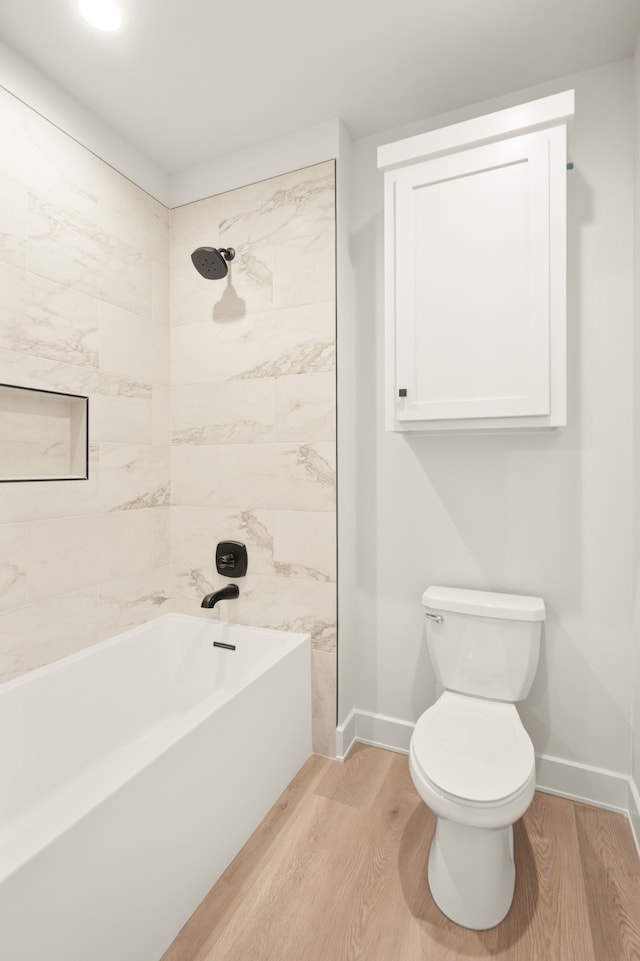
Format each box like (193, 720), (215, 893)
(215, 540), (248, 577)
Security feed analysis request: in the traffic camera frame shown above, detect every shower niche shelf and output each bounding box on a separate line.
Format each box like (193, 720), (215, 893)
(378, 90), (574, 433)
(0, 383), (88, 482)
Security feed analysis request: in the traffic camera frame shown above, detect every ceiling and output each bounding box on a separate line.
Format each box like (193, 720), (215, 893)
(0, 0), (638, 176)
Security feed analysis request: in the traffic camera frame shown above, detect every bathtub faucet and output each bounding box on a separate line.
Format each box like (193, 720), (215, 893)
(201, 584), (240, 609)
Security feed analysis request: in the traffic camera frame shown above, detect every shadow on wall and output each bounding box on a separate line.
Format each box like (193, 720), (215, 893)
(407, 428), (582, 606)
(353, 212), (381, 705)
(526, 606), (633, 769)
(565, 166), (592, 436)
(213, 269), (246, 321)
(411, 620), (438, 720)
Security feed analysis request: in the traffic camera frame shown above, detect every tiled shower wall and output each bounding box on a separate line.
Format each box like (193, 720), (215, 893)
(170, 162), (337, 756)
(0, 87), (171, 680)
(0, 88), (337, 756)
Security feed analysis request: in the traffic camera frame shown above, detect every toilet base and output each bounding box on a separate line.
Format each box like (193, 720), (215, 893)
(428, 817), (515, 930)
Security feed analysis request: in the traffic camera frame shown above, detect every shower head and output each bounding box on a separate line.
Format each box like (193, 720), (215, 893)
(191, 246), (236, 279)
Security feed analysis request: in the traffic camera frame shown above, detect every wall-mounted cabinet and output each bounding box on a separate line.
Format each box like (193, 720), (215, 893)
(378, 91), (574, 432)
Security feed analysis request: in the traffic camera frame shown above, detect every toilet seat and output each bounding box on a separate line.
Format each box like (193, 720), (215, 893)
(411, 692), (535, 804)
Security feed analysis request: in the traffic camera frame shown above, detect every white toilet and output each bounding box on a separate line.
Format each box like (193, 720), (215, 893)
(409, 585), (545, 931)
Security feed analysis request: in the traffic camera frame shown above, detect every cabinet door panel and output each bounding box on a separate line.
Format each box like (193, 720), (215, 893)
(394, 132), (550, 422)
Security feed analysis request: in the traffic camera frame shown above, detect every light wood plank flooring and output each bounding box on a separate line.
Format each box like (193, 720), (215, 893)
(162, 745), (640, 961)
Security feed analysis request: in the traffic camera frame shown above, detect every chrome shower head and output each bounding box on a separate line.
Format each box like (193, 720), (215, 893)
(191, 246), (236, 279)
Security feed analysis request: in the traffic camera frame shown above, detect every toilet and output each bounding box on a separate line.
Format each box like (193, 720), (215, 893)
(409, 585), (545, 931)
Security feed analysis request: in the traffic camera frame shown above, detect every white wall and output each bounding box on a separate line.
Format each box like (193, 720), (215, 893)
(632, 38), (640, 843)
(169, 121), (342, 208)
(0, 39), (343, 212)
(336, 121), (358, 729)
(0, 39), (169, 205)
(346, 60), (636, 803)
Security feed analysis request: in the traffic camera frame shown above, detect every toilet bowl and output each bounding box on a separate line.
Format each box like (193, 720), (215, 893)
(410, 692), (536, 929)
(410, 586), (544, 930)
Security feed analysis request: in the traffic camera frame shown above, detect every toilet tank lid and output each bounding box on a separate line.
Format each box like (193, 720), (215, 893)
(423, 586), (545, 621)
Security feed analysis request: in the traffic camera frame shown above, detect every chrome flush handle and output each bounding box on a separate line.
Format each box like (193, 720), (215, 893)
(424, 612), (443, 624)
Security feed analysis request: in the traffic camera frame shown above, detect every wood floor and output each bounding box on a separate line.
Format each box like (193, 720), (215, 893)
(162, 745), (640, 961)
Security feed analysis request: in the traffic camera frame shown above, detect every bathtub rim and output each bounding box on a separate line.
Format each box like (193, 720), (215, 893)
(0, 611), (309, 695)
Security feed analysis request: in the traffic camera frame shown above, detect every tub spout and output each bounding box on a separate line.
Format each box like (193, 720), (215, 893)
(201, 584), (240, 609)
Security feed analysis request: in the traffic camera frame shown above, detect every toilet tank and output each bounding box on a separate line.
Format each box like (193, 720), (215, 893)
(423, 586), (545, 702)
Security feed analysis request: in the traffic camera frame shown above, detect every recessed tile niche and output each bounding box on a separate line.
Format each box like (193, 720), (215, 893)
(0, 384), (88, 482)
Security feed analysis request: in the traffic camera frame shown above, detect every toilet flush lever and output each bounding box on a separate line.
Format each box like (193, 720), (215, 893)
(424, 612), (443, 624)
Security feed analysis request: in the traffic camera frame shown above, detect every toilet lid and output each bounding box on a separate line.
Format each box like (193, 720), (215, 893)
(411, 692), (535, 803)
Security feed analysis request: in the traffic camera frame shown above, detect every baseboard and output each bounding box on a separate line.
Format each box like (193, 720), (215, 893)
(335, 709), (358, 760)
(335, 711), (639, 839)
(535, 752), (632, 814)
(629, 778), (640, 857)
(336, 709), (412, 761)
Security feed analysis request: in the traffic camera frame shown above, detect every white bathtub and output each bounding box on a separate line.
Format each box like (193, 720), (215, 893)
(0, 613), (312, 961)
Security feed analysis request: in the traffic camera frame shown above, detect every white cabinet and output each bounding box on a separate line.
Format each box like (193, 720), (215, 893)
(378, 91), (574, 432)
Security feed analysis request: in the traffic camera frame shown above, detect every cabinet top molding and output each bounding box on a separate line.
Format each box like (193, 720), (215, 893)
(377, 90), (575, 172)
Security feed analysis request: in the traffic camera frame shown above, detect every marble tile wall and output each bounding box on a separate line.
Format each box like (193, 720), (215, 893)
(170, 161), (337, 756)
(0, 87), (337, 758)
(0, 87), (171, 680)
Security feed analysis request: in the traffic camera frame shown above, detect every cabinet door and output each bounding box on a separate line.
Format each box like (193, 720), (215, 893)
(392, 131), (551, 423)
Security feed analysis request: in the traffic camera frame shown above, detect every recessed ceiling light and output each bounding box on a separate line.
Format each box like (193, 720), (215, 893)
(78, 0), (122, 32)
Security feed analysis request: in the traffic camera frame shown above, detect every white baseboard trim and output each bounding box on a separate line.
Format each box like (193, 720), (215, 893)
(336, 709), (412, 761)
(535, 752), (632, 814)
(335, 709), (358, 760)
(336, 711), (640, 842)
(628, 778), (640, 857)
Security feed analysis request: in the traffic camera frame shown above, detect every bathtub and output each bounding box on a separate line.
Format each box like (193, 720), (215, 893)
(0, 613), (312, 961)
